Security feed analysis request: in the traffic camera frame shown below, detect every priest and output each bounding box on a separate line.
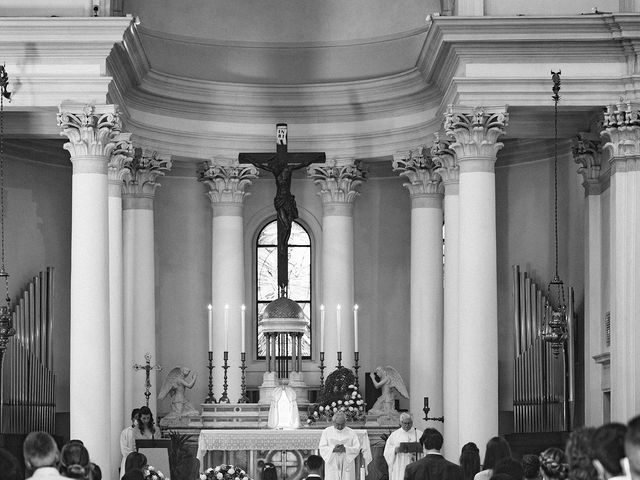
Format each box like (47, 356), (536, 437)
(384, 413), (423, 480)
(319, 412), (362, 480)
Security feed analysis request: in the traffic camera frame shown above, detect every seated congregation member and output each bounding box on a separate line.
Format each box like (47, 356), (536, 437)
(304, 455), (324, 480)
(492, 458), (524, 480)
(319, 412), (361, 480)
(59, 442), (92, 480)
(123, 452), (148, 478)
(625, 415), (640, 480)
(460, 443), (481, 480)
(90, 463), (102, 480)
(475, 437), (513, 480)
(540, 448), (569, 480)
(263, 462), (278, 480)
(591, 423), (626, 480)
(121, 471), (145, 480)
(136, 406), (161, 440)
(384, 413), (423, 480)
(121, 409), (140, 476)
(522, 455), (541, 480)
(404, 428), (462, 480)
(23, 431), (65, 480)
(0, 447), (23, 480)
(565, 427), (598, 480)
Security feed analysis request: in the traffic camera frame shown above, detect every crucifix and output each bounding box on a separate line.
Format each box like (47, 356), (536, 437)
(239, 124), (325, 297)
(133, 352), (162, 407)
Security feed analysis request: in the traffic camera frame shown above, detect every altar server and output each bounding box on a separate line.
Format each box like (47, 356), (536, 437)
(384, 413), (423, 480)
(319, 412), (361, 480)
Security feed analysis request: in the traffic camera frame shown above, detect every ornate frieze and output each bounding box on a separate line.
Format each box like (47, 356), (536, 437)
(572, 133), (604, 195)
(307, 159), (367, 205)
(57, 104), (122, 159)
(122, 147), (172, 198)
(198, 161), (258, 205)
(444, 105), (509, 168)
(601, 101), (640, 166)
(392, 146), (444, 198)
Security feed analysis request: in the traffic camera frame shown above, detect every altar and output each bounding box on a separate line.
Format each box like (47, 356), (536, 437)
(197, 429), (373, 480)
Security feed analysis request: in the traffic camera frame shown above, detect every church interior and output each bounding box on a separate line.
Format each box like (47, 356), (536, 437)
(0, 0), (638, 479)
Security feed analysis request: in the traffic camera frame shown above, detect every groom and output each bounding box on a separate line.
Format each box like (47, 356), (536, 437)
(404, 429), (462, 480)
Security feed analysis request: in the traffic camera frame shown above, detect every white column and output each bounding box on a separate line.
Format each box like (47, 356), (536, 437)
(123, 149), (172, 415)
(445, 105), (508, 451)
(393, 148), (444, 432)
(572, 133), (604, 425)
(309, 160), (366, 372)
(433, 136), (460, 459)
(199, 162), (257, 402)
(57, 104), (120, 480)
(107, 134), (132, 474)
(601, 102), (640, 421)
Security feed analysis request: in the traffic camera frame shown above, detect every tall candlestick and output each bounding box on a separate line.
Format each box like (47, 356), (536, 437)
(208, 304), (213, 351)
(224, 304), (229, 352)
(320, 304), (325, 352)
(336, 304), (342, 352)
(241, 304), (246, 353)
(353, 304), (359, 352)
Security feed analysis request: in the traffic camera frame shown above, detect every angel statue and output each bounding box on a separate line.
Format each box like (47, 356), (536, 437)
(158, 366), (199, 421)
(368, 366), (409, 416)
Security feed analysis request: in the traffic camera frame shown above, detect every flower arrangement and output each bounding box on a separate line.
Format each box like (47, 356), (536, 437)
(200, 464), (251, 480)
(307, 383), (366, 424)
(143, 465), (166, 480)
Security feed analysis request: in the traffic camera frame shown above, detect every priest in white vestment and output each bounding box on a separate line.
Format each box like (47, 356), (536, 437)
(383, 413), (423, 480)
(319, 412), (362, 480)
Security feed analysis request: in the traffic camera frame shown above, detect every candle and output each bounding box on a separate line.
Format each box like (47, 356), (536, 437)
(224, 304), (229, 351)
(241, 304), (246, 353)
(336, 304), (342, 352)
(320, 304), (325, 353)
(424, 396), (429, 409)
(353, 304), (359, 352)
(208, 304), (213, 351)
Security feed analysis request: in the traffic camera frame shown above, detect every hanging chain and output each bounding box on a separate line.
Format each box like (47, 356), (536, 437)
(551, 71), (561, 282)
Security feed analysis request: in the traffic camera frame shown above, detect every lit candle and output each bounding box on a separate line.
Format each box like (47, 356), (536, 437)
(224, 304), (229, 351)
(208, 304), (213, 351)
(354, 304), (359, 352)
(336, 304), (342, 352)
(241, 304), (246, 353)
(320, 304), (325, 353)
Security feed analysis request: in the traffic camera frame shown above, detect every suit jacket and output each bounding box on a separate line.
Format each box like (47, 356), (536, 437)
(404, 453), (463, 480)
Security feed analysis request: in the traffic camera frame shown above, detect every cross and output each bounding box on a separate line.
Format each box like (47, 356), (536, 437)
(133, 352), (162, 407)
(239, 124), (325, 297)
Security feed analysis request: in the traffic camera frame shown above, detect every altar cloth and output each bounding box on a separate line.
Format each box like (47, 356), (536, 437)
(197, 429), (372, 468)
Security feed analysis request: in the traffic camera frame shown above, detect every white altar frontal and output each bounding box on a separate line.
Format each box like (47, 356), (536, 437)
(197, 429), (373, 480)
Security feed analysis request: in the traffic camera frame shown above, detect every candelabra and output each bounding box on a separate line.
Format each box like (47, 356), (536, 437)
(353, 352), (360, 390)
(319, 352), (326, 394)
(238, 352), (249, 403)
(422, 397), (444, 423)
(219, 351), (230, 403)
(337, 351), (342, 368)
(204, 351), (216, 404)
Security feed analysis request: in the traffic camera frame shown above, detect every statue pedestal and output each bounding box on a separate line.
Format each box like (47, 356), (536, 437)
(365, 411), (400, 427)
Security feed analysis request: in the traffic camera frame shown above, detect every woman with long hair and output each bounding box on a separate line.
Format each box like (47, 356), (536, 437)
(136, 406), (161, 440)
(460, 442), (481, 480)
(59, 442), (91, 480)
(474, 437), (512, 480)
(123, 452), (148, 477)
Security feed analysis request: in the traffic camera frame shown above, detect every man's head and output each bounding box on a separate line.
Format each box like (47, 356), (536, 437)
(306, 454), (324, 474)
(592, 422), (626, 478)
(23, 431), (59, 470)
(399, 413), (413, 432)
(332, 412), (347, 431)
(625, 415), (640, 477)
(420, 428), (443, 451)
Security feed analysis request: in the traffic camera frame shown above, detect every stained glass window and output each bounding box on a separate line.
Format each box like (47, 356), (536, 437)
(257, 220), (311, 358)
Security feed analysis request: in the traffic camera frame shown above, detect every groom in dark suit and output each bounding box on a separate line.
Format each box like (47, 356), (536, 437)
(404, 428), (463, 480)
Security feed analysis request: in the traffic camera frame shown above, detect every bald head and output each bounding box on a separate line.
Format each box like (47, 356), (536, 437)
(332, 412), (347, 430)
(23, 431), (58, 470)
(400, 413), (413, 431)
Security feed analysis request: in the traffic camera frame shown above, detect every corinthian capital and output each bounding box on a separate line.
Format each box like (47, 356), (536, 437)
(392, 146), (443, 198)
(601, 100), (640, 161)
(109, 133), (134, 186)
(444, 105), (509, 168)
(572, 133), (603, 194)
(198, 161), (258, 205)
(431, 133), (459, 188)
(122, 148), (172, 198)
(308, 159), (367, 205)
(57, 104), (122, 158)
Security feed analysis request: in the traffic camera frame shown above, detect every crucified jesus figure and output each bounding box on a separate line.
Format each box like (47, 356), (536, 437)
(239, 124), (325, 296)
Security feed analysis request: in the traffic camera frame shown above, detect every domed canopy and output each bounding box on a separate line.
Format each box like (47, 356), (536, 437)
(260, 297), (307, 334)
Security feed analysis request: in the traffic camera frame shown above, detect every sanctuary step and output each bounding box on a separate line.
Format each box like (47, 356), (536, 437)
(189, 402), (311, 429)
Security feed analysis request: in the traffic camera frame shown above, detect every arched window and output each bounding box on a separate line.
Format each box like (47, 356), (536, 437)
(256, 219), (311, 358)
